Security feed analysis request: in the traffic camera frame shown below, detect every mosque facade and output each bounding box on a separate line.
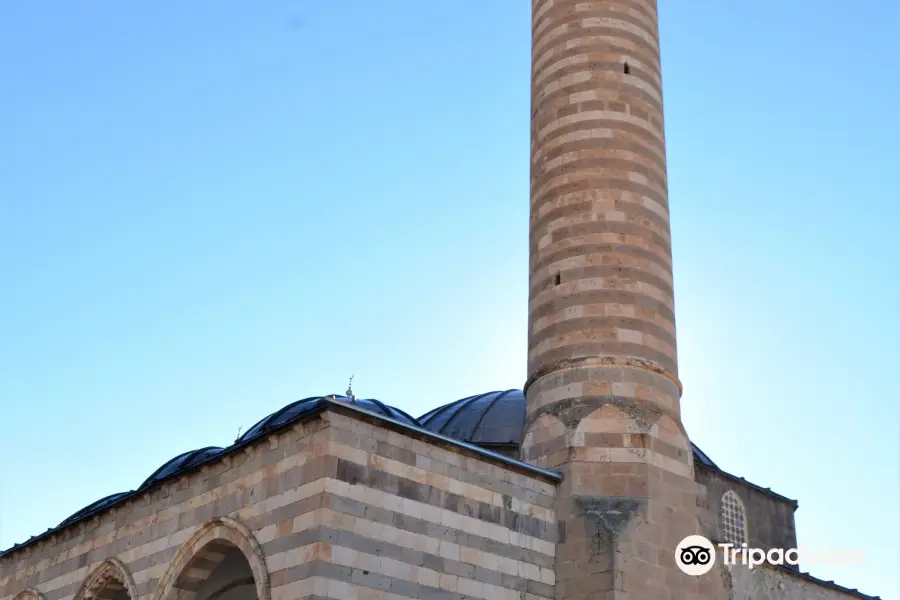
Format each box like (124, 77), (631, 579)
(0, 2), (882, 600)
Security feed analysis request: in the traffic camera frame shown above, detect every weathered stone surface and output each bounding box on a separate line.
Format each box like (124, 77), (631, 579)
(729, 564), (873, 600)
(0, 409), (558, 600)
(524, 1), (729, 598)
(696, 467), (799, 556)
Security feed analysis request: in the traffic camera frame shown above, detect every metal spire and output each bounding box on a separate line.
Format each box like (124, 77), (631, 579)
(346, 374), (356, 401)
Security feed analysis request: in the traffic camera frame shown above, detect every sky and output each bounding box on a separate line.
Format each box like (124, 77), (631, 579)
(0, 0), (897, 597)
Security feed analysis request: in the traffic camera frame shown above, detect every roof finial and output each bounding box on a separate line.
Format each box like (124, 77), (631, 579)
(346, 374), (356, 401)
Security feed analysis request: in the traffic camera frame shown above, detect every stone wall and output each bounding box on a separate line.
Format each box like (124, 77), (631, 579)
(317, 410), (558, 600)
(0, 404), (558, 600)
(0, 415), (329, 600)
(728, 564), (876, 600)
(696, 466), (798, 554)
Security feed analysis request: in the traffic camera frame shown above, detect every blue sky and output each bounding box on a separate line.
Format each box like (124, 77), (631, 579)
(0, 1), (897, 597)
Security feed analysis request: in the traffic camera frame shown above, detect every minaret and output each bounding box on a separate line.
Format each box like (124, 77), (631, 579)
(523, 2), (723, 598)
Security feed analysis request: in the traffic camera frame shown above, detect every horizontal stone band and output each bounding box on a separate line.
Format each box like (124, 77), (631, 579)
(523, 354), (682, 397)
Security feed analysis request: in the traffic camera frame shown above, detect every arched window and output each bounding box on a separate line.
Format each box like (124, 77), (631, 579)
(720, 490), (748, 545)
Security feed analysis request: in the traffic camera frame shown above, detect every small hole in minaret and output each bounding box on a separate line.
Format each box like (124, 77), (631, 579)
(554, 273), (561, 285)
(624, 62), (630, 74)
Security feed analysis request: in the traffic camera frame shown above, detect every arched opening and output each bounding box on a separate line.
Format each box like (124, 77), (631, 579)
(153, 517), (270, 600)
(175, 540), (258, 600)
(73, 559), (137, 600)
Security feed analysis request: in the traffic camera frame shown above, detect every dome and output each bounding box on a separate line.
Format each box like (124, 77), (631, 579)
(419, 389), (718, 467)
(55, 446), (224, 531)
(419, 389), (524, 446)
(50, 396), (417, 535)
(138, 446), (224, 490)
(57, 491), (132, 528)
(237, 395), (419, 444)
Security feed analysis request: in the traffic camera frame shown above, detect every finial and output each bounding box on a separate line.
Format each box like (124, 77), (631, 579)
(346, 374), (356, 401)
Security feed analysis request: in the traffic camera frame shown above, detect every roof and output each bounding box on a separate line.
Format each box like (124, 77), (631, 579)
(419, 389), (524, 446)
(695, 462), (798, 506)
(0, 389), (800, 560)
(418, 388), (721, 469)
(138, 446), (225, 491)
(54, 395), (419, 525)
(0, 393), (560, 559)
(238, 395), (419, 444)
(0, 393), (878, 600)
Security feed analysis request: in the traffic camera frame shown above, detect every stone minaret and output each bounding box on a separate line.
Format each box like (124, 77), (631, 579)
(523, 2), (724, 598)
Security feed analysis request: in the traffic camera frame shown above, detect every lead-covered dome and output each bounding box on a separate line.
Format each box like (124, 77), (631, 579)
(139, 446), (225, 490)
(419, 389), (718, 467)
(57, 491), (132, 527)
(237, 394), (419, 444)
(419, 389), (524, 447)
(52, 394), (417, 538)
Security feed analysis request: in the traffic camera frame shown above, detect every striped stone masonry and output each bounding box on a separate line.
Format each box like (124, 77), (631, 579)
(524, 0), (728, 598)
(528, 0), (676, 388)
(0, 407), (558, 600)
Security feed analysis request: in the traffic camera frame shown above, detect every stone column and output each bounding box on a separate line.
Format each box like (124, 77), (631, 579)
(523, 1), (725, 598)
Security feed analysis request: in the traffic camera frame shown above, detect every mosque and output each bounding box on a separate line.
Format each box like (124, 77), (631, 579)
(0, 2), (882, 600)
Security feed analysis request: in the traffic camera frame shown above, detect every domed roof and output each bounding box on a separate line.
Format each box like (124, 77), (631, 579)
(139, 446), (225, 490)
(51, 394), (417, 536)
(419, 389), (718, 467)
(237, 394), (419, 444)
(56, 447), (225, 526)
(57, 491), (132, 527)
(419, 389), (524, 445)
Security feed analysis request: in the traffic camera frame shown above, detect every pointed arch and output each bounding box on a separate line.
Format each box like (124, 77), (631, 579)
(152, 517), (270, 600)
(13, 589), (46, 600)
(72, 558), (138, 600)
